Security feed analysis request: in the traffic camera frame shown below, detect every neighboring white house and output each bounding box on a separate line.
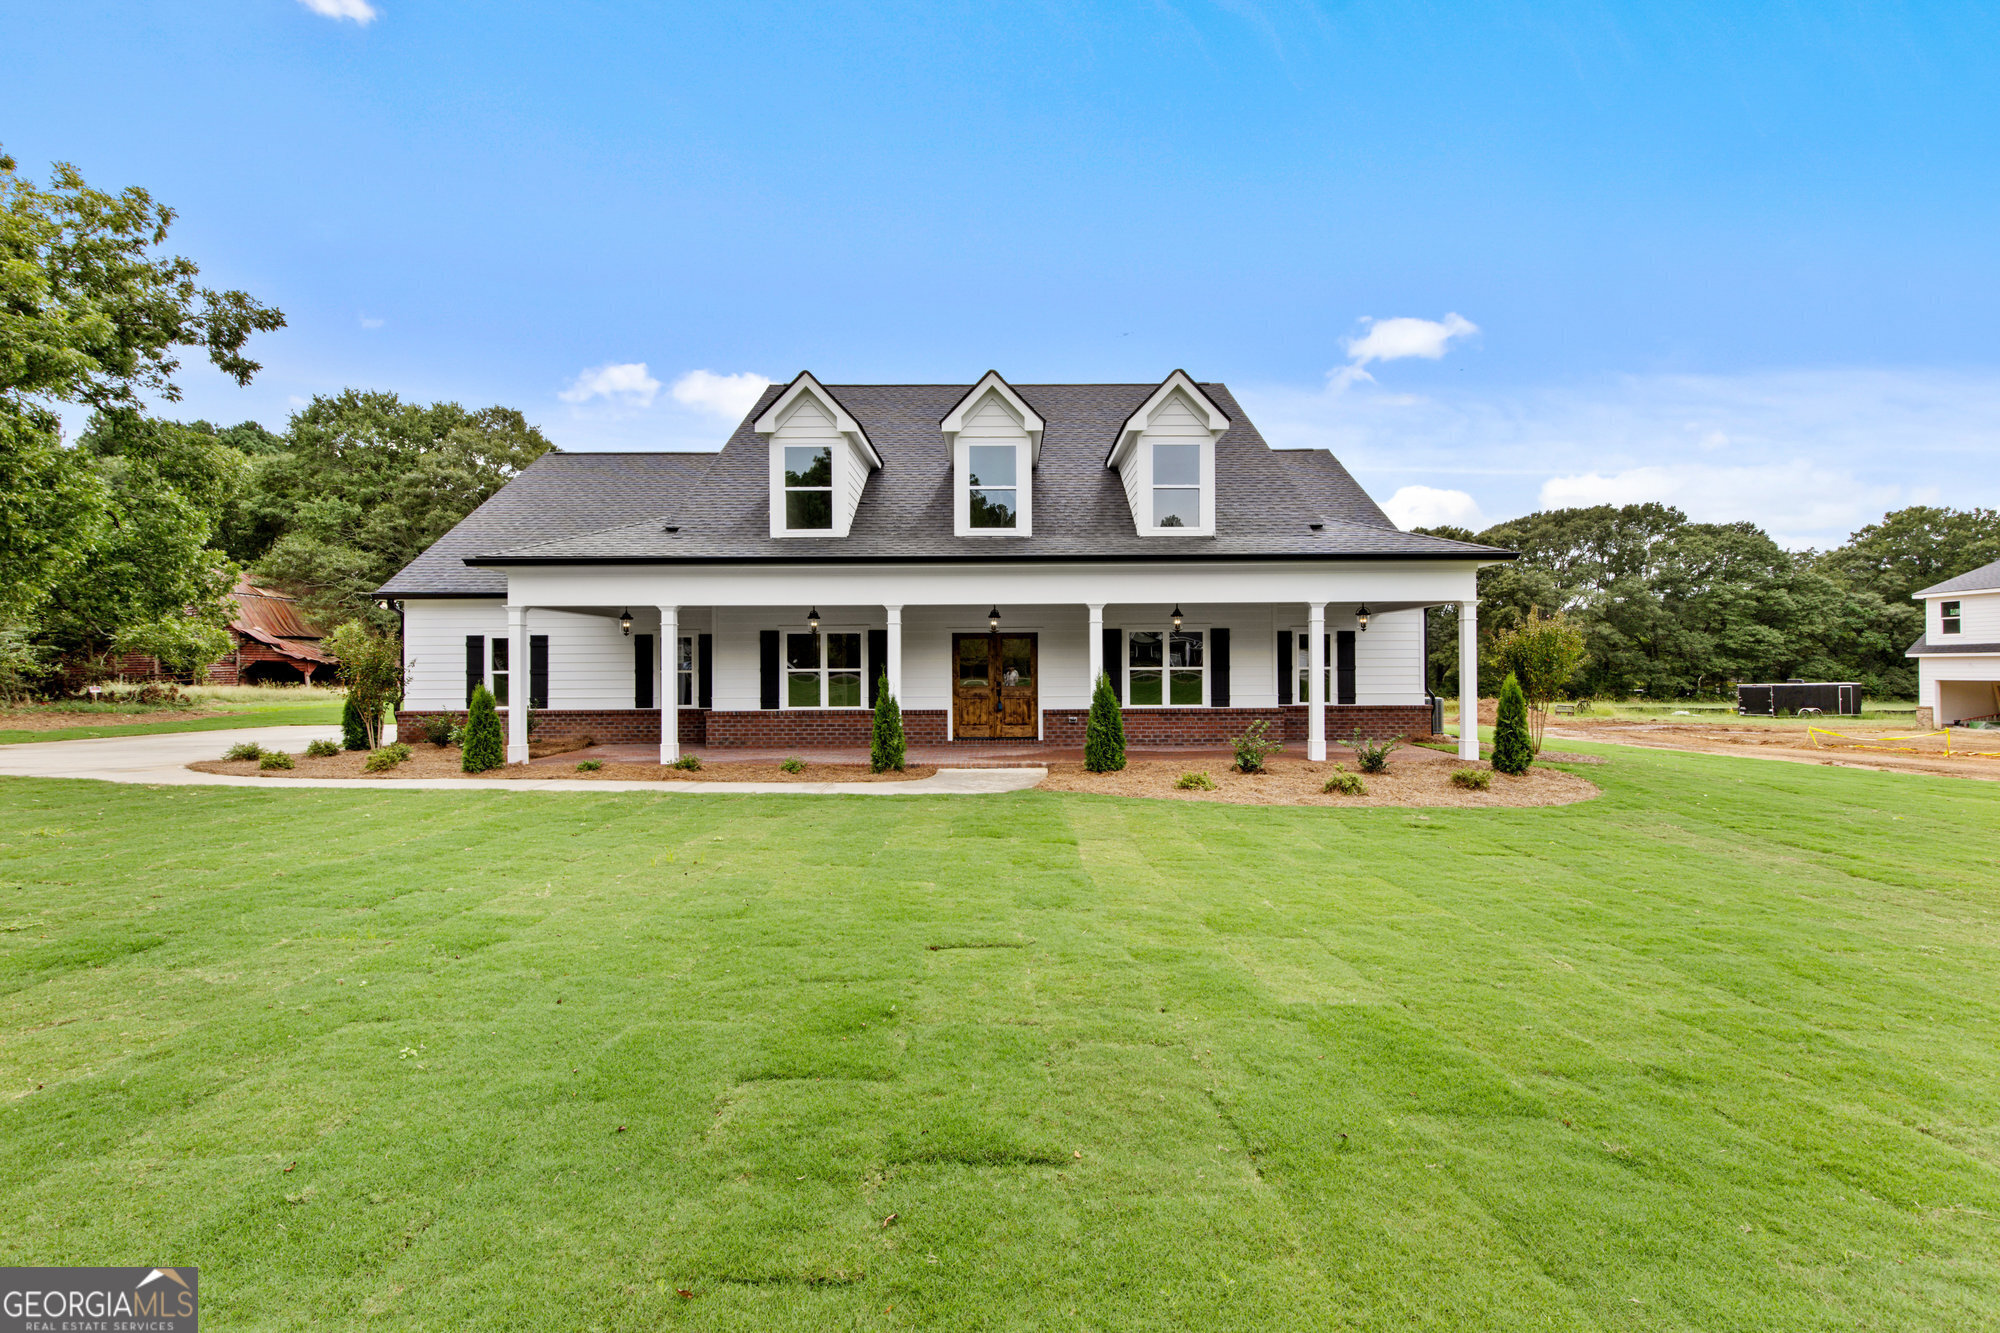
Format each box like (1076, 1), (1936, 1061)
(1909, 557), (2000, 727)
(378, 371), (1513, 763)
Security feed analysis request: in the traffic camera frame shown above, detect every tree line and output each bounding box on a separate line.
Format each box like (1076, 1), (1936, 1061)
(1419, 503), (2000, 701)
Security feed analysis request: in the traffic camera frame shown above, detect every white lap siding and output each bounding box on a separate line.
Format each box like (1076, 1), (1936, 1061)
(401, 599), (503, 710)
(401, 602), (711, 711)
(1354, 608), (1426, 706)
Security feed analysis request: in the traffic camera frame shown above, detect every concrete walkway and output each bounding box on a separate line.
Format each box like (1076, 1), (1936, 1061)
(0, 726), (1047, 796)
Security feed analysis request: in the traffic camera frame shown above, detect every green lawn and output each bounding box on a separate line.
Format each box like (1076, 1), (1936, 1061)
(2, 748), (1996, 1329)
(0, 699), (343, 746)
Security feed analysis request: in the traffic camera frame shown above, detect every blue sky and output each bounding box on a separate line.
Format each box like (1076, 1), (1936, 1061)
(11, 1), (2000, 545)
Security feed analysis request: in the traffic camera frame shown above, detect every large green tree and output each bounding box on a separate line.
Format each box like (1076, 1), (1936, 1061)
(1815, 506), (2000, 608)
(0, 147), (282, 631)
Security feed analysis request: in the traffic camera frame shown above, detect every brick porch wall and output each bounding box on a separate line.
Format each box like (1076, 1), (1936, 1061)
(702, 710), (950, 747)
(1040, 704), (1429, 746)
(395, 708), (708, 746)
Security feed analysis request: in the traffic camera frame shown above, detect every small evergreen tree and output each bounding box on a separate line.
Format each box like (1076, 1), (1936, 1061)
(1492, 672), (1533, 775)
(461, 683), (504, 773)
(870, 674), (906, 773)
(341, 695), (369, 751)
(1084, 671), (1126, 773)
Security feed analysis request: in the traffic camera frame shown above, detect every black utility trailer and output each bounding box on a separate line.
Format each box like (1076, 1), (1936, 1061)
(1736, 681), (1862, 717)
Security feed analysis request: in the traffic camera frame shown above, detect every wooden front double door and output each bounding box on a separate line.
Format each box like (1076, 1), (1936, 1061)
(953, 633), (1038, 738)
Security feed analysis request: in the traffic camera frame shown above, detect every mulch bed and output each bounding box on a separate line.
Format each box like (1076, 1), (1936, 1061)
(1034, 754), (1598, 807)
(187, 745), (937, 783)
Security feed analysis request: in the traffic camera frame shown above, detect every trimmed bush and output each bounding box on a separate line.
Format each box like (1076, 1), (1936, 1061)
(223, 741), (265, 762)
(780, 756), (806, 774)
(870, 673), (906, 772)
(1493, 673), (1534, 776)
(421, 716), (457, 747)
(1229, 719), (1283, 773)
(1175, 771), (1217, 791)
(1322, 769), (1366, 796)
(341, 696), (370, 751)
(461, 685), (504, 773)
(259, 751), (295, 771)
(364, 749), (401, 773)
(672, 754), (703, 771)
(1450, 767), (1492, 791)
(1349, 730), (1399, 775)
(304, 739), (339, 758)
(1084, 671), (1126, 773)
(576, 759), (603, 772)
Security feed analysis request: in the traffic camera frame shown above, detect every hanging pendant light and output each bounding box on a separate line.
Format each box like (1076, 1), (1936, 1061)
(1355, 605), (1372, 631)
(618, 608), (633, 636)
(1170, 605), (1184, 629)
(807, 607), (821, 632)
(987, 606), (1002, 632)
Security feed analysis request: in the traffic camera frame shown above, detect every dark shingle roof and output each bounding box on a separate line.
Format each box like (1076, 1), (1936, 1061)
(380, 381), (1509, 594)
(1914, 559), (2000, 598)
(1906, 634), (2000, 656)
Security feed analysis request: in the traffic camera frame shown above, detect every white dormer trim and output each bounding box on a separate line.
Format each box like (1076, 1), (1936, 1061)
(754, 371), (883, 467)
(950, 384), (1035, 538)
(941, 371), (1045, 463)
(1105, 369), (1228, 470)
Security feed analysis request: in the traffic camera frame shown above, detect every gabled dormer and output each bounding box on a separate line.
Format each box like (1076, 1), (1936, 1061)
(756, 372), (882, 538)
(941, 371), (1044, 537)
(1105, 370), (1229, 536)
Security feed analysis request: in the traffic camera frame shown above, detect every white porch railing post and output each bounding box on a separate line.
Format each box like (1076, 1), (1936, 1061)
(1087, 603), (1104, 690)
(885, 605), (903, 702)
(658, 605), (679, 765)
(506, 604), (530, 764)
(1307, 602), (1327, 761)
(1458, 598), (1479, 761)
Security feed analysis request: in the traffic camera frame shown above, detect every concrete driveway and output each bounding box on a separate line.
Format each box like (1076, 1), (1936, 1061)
(0, 725), (1046, 795)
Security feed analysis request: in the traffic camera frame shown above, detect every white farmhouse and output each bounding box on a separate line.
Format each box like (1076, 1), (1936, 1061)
(1910, 557), (2000, 727)
(378, 371), (1513, 763)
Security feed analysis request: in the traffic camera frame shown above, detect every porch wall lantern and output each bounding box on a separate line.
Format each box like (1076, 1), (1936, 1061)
(987, 607), (1002, 632)
(1170, 605), (1184, 629)
(618, 609), (633, 636)
(807, 608), (821, 632)
(1355, 605), (1372, 632)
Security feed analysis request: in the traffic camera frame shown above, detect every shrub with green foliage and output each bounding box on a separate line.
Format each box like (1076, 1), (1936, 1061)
(780, 756), (806, 774)
(363, 749), (401, 773)
(223, 741), (264, 762)
(1450, 767), (1492, 791)
(1174, 771), (1216, 791)
(870, 674), (906, 773)
(672, 754), (702, 771)
(1349, 730), (1399, 775)
(1229, 719), (1283, 773)
(1322, 768), (1366, 796)
(461, 684), (504, 773)
(304, 739), (339, 758)
(1084, 671), (1126, 773)
(420, 716), (458, 747)
(340, 696), (369, 751)
(258, 751), (294, 770)
(1493, 672), (1534, 776)
(576, 759), (602, 772)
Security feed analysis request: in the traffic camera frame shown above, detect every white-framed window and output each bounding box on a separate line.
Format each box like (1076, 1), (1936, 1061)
(1942, 600), (1963, 635)
(490, 636), (510, 706)
(1151, 443), (1201, 528)
(967, 443), (1019, 530)
(676, 634), (695, 706)
(1126, 627), (1205, 706)
(1291, 630), (1329, 705)
(783, 445), (833, 530)
(785, 628), (865, 708)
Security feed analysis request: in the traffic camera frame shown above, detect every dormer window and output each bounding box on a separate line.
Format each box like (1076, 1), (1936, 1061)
(1152, 443), (1201, 528)
(784, 445), (832, 529)
(1106, 371), (1229, 537)
(968, 445), (1018, 529)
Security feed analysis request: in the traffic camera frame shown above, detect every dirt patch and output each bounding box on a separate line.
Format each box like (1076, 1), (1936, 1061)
(1, 707), (224, 732)
(1546, 717), (2000, 782)
(1034, 754), (1597, 808)
(187, 745), (937, 783)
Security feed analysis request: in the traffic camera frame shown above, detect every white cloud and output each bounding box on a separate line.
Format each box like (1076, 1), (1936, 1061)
(671, 369), (772, 420)
(559, 362), (662, 408)
(1382, 485), (1484, 532)
(358, 314), (384, 330)
(1537, 462), (1901, 545)
(299, 0), (378, 23)
(1331, 313), (1478, 388)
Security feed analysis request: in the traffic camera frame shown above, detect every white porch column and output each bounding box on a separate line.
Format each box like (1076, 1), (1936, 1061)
(1458, 598), (1479, 761)
(1087, 603), (1105, 689)
(1307, 602), (1327, 761)
(658, 604), (679, 765)
(506, 604), (530, 765)
(885, 604), (903, 701)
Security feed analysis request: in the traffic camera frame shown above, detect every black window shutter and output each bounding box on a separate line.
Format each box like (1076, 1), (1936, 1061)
(1101, 626), (1121, 702)
(1276, 631), (1292, 705)
(698, 634), (713, 709)
(1210, 627), (1230, 707)
(465, 636), (484, 707)
(1336, 630), (1357, 706)
(529, 635), (549, 709)
(634, 634), (654, 709)
(867, 628), (889, 705)
(759, 630), (780, 709)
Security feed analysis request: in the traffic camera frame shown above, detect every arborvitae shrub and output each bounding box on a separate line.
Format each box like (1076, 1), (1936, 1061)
(461, 685), (504, 773)
(1084, 671), (1126, 773)
(870, 674), (906, 773)
(341, 696), (370, 751)
(1492, 672), (1534, 776)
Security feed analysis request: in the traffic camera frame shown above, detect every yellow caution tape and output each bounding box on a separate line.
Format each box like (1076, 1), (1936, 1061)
(1807, 727), (2000, 758)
